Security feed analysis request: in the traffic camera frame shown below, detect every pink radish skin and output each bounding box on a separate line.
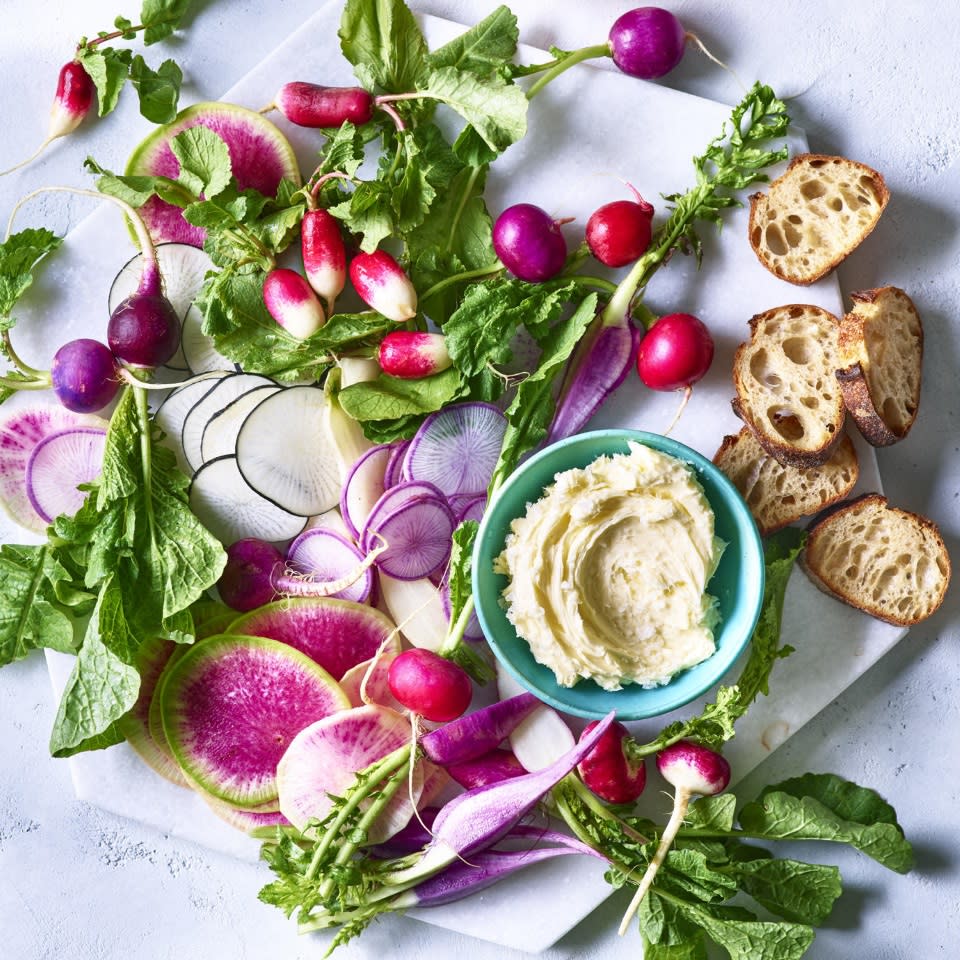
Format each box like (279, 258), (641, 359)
(49, 60), (95, 137)
(576, 719), (647, 804)
(387, 648), (473, 722)
(301, 209), (346, 309)
(50, 339), (119, 413)
(585, 193), (654, 267)
(349, 250), (418, 322)
(263, 268), (326, 340)
(608, 7), (687, 79)
(636, 312), (714, 391)
(492, 203), (568, 283)
(275, 82), (374, 127)
(378, 331), (452, 379)
(618, 740), (731, 934)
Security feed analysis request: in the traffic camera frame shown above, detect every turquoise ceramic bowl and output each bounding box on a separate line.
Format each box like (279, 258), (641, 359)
(472, 429), (765, 720)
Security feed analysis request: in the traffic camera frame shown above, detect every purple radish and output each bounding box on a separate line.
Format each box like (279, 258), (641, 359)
(359, 479), (450, 552)
(217, 538), (285, 612)
(340, 443), (394, 538)
(349, 250), (418, 322)
(339, 652), (403, 711)
(225, 596), (400, 681)
(387, 648), (473, 722)
(263, 268), (326, 340)
(274, 82), (374, 127)
(276, 704), (423, 841)
(383, 439), (411, 489)
(452, 494), (486, 524)
(447, 748), (527, 790)
(285, 527), (374, 603)
(301, 208), (347, 310)
(160, 634), (350, 808)
(575, 720), (647, 804)
(492, 204), (568, 283)
(25, 426), (106, 524)
(377, 332), (452, 379)
(608, 7), (688, 79)
(50, 338), (120, 413)
(377, 573), (448, 652)
(403, 402), (507, 498)
(618, 740), (731, 934)
(367, 806), (440, 858)
(366, 495), (456, 580)
(585, 189), (654, 267)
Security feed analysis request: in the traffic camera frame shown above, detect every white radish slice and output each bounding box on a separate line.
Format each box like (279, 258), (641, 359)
(181, 303), (238, 375)
(154, 376), (228, 475)
(367, 497), (455, 580)
(25, 427), (107, 524)
(189, 456), (306, 544)
(403, 402), (507, 497)
(200, 384), (282, 464)
(340, 443), (394, 539)
(277, 704), (424, 841)
(235, 385), (341, 517)
(339, 651), (402, 710)
(301, 507), (353, 540)
(180, 373), (276, 472)
(0, 406), (107, 533)
(285, 528), (373, 603)
(378, 573), (448, 652)
(326, 375), (373, 479)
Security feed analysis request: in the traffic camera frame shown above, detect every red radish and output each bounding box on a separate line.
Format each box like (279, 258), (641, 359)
(262, 267), (326, 340)
(576, 720), (647, 804)
(377, 331), (452, 379)
(349, 250), (418, 322)
(608, 7), (687, 79)
(388, 648), (473, 722)
(492, 203), (568, 283)
(25, 426), (106, 524)
(618, 740), (731, 934)
(585, 191), (654, 267)
(301, 208), (346, 311)
(217, 538), (285, 612)
(273, 82), (374, 127)
(636, 312), (714, 391)
(50, 338), (119, 413)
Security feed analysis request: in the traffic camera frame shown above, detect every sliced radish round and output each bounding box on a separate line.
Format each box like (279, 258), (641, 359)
(340, 443), (394, 538)
(449, 493), (486, 524)
(155, 375), (228, 474)
(189, 455), (306, 544)
(200, 384), (282, 464)
(383, 439), (411, 489)
(204, 796), (291, 834)
(235, 385), (341, 516)
(285, 528), (373, 603)
(181, 303), (238, 375)
(277, 704), (423, 841)
(403, 402), (507, 497)
(25, 426), (106, 524)
(359, 480), (450, 554)
(160, 634), (348, 808)
(367, 496), (455, 580)
(338, 651), (403, 711)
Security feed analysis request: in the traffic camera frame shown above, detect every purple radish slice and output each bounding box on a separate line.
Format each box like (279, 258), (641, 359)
(340, 443), (394, 539)
(383, 440), (410, 489)
(449, 493), (486, 524)
(181, 304), (238, 375)
(377, 573), (448, 651)
(367, 496), (455, 581)
(200, 384), (282, 464)
(189, 455), (307, 545)
(359, 480), (450, 552)
(125, 102), (301, 246)
(276, 704), (424, 841)
(160, 633), (349, 808)
(339, 652), (403, 711)
(403, 402), (507, 497)
(285, 528), (374, 604)
(25, 426), (106, 524)
(0, 406), (107, 533)
(225, 596), (400, 681)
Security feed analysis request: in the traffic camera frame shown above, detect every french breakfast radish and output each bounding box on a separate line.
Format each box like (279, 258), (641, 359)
(585, 190), (654, 267)
(262, 268), (326, 340)
(349, 250), (418, 322)
(608, 7), (688, 79)
(377, 331), (452, 379)
(273, 82), (375, 127)
(301, 208), (346, 311)
(575, 720), (647, 804)
(387, 648), (473, 722)
(492, 203), (568, 283)
(50, 338), (120, 413)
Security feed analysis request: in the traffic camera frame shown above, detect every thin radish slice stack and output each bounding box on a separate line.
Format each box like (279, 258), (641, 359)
(403, 402), (507, 497)
(181, 304), (239, 375)
(451, 493), (486, 524)
(26, 427), (107, 524)
(359, 479), (450, 553)
(154, 375), (228, 474)
(340, 443), (394, 538)
(200, 384), (282, 464)
(383, 439), (411, 489)
(378, 573), (448, 651)
(285, 528), (374, 604)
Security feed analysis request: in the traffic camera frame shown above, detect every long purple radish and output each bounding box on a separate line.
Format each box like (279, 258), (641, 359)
(284, 528), (374, 603)
(25, 426), (106, 524)
(159, 634), (349, 808)
(447, 748), (527, 790)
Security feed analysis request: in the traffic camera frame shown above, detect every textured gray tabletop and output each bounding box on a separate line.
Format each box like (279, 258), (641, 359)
(1, 1), (957, 958)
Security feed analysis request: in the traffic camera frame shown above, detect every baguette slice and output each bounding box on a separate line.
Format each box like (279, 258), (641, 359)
(713, 427), (859, 536)
(801, 493), (950, 626)
(731, 304), (845, 467)
(749, 154), (889, 285)
(837, 286), (923, 446)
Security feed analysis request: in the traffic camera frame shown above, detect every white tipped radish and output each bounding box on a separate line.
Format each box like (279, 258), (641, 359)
(25, 426), (106, 524)
(377, 331), (452, 379)
(349, 250), (418, 322)
(301, 208), (346, 311)
(618, 740), (731, 935)
(263, 267), (326, 340)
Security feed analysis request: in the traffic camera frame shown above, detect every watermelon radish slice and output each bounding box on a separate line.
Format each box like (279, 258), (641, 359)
(225, 597), (399, 681)
(276, 704), (424, 841)
(339, 651), (403, 711)
(204, 795), (291, 834)
(160, 634), (348, 808)
(126, 102), (301, 246)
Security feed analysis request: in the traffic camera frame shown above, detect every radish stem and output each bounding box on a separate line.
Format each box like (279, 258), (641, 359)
(420, 262), (503, 302)
(524, 44), (611, 100)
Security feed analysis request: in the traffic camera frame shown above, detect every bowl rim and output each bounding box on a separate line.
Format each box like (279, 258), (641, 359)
(472, 428), (766, 720)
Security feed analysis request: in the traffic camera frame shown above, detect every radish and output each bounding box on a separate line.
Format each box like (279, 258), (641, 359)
(349, 250), (418, 322)
(362, 492), (455, 581)
(25, 426), (106, 524)
(301, 208), (346, 311)
(617, 740), (731, 934)
(492, 203), (568, 283)
(50, 338), (120, 413)
(575, 720), (647, 804)
(204, 797), (290, 835)
(387, 648), (473, 722)
(339, 652), (403, 711)
(200, 384), (281, 464)
(340, 443), (394, 538)
(262, 268), (326, 340)
(377, 332), (452, 379)
(608, 7), (688, 80)
(217, 538), (286, 612)
(273, 82), (374, 127)
(285, 527), (375, 604)
(383, 439), (411, 488)
(585, 190), (654, 267)
(446, 748), (527, 790)
(377, 573), (448, 651)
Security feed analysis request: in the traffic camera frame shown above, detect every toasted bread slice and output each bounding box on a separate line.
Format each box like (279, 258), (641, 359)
(731, 304), (845, 467)
(749, 154), (889, 285)
(714, 427), (859, 536)
(836, 286), (923, 446)
(801, 493), (950, 626)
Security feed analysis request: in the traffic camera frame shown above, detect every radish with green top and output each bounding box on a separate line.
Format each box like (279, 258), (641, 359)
(272, 82), (374, 127)
(617, 740), (731, 934)
(50, 339), (119, 413)
(263, 268), (326, 340)
(575, 720), (647, 804)
(387, 648), (473, 722)
(585, 188), (654, 267)
(608, 7), (688, 79)
(349, 249), (418, 322)
(301, 208), (346, 311)
(492, 203), (568, 283)
(377, 331), (451, 379)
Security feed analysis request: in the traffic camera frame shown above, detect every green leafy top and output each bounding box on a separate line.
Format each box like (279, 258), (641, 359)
(0, 229), (63, 326)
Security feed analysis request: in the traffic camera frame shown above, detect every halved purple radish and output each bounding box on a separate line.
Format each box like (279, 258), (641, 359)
(160, 633), (348, 808)
(284, 527), (374, 603)
(364, 495), (455, 581)
(339, 651), (403, 711)
(378, 573), (447, 652)
(25, 426), (106, 524)
(0, 406), (107, 533)
(200, 384), (282, 464)
(340, 443), (394, 539)
(125, 102), (301, 246)
(189, 456), (307, 544)
(225, 596), (400, 681)
(402, 402), (507, 497)
(204, 796), (291, 834)
(276, 704), (423, 841)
